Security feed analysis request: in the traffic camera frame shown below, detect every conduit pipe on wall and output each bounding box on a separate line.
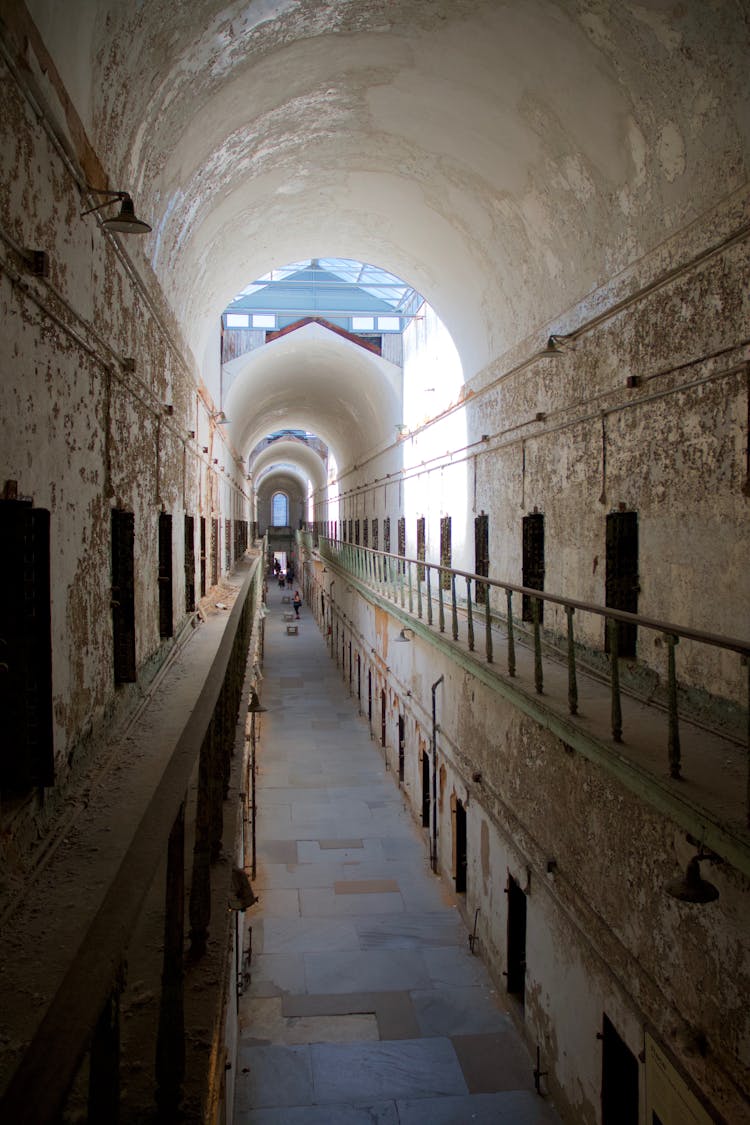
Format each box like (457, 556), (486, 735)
(431, 675), (444, 873)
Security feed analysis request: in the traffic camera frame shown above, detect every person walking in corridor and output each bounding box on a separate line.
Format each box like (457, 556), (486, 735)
(293, 590), (302, 618)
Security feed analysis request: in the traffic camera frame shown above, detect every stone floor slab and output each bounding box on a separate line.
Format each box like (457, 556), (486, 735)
(395, 1089), (560, 1123)
(309, 1038), (468, 1102)
(411, 987), (508, 1037)
(452, 1031), (537, 1093)
(236, 1044), (313, 1109)
(303, 949), (430, 994)
(240, 1103), (399, 1124)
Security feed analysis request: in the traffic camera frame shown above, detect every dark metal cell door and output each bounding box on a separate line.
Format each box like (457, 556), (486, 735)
(522, 513), (545, 623)
(199, 517), (206, 597)
(440, 515), (452, 589)
(421, 752), (431, 827)
(398, 714), (405, 782)
(454, 800), (467, 894)
(380, 689), (387, 748)
(0, 502), (54, 788)
(474, 512), (489, 604)
(158, 512), (173, 638)
(112, 509), (137, 684)
(601, 1014), (639, 1125)
(506, 875), (527, 1002)
(416, 517), (426, 581)
(605, 511), (639, 657)
(184, 514), (195, 613)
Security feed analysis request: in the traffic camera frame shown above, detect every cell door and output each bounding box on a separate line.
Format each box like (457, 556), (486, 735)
(357, 653), (361, 700)
(522, 513), (545, 623)
(184, 514), (195, 613)
(199, 517), (206, 597)
(421, 752), (431, 827)
(398, 715), (405, 782)
(605, 512), (639, 657)
(381, 689), (387, 748)
(416, 517), (426, 581)
(474, 512), (489, 604)
(368, 670), (372, 723)
(440, 515), (452, 589)
(454, 799), (467, 894)
(601, 1014), (638, 1125)
(158, 512), (173, 638)
(506, 874), (527, 1003)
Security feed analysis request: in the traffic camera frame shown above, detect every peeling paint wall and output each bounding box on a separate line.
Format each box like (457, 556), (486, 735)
(322, 583), (750, 1124)
(0, 53), (251, 850)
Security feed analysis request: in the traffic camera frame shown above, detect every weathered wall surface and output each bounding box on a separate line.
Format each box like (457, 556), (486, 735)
(313, 574), (750, 1124)
(330, 192), (750, 707)
(0, 55), (250, 863)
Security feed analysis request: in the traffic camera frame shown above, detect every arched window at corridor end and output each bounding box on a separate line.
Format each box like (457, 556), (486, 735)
(272, 492), (289, 526)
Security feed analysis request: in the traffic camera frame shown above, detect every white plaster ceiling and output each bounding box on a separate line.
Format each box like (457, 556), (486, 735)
(28, 0), (750, 466)
(251, 438), (328, 495)
(224, 322), (401, 466)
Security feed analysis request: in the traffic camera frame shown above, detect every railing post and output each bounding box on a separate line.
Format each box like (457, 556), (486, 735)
(427, 567), (433, 626)
(155, 801), (186, 1116)
(87, 974), (123, 1124)
(466, 578), (474, 651)
(566, 606), (578, 716)
(451, 574), (459, 641)
(533, 597), (543, 694)
(438, 575), (445, 633)
(506, 589), (515, 677)
(485, 586), (493, 663)
(665, 633), (681, 779)
(608, 619), (623, 743)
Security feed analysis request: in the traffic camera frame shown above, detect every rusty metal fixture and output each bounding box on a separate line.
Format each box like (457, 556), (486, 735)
(81, 187), (151, 233)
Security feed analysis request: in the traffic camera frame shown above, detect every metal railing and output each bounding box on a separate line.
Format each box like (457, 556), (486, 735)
(0, 552), (265, 1123)
(318, 537), (750, 826)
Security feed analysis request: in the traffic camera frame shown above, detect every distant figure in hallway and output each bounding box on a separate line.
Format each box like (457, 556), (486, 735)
(293, 590), (302, 618)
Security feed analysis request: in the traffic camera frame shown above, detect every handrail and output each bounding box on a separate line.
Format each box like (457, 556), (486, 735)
(318, 537), (749, 827)
(322, 538), (749, 656)
(0, 553), (264, 1123)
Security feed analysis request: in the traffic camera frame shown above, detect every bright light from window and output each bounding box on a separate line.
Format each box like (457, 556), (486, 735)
(377, 316), (400, 331)
(352, 316), (374, 331)
(226, 313), (249, 328)
(253, 314), (276, 329)
(272, 492), (288, 526)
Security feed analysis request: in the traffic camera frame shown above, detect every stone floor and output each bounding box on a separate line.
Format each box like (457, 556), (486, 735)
(233, 581), (561, 1124)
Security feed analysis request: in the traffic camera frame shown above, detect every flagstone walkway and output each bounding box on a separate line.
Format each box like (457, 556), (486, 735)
(234, 581), (561, 1124)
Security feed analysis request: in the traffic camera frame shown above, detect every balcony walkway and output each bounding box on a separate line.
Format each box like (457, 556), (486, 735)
(234, 581), (560, 1124)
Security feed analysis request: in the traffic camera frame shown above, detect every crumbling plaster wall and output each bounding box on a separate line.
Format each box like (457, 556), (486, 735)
(327, 585), (750, 1124)
(0, 58), (248, 837)
(331, 190), (750, 706)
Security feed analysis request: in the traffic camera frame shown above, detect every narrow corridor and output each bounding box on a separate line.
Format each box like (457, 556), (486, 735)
(234, 582), (561, 1123)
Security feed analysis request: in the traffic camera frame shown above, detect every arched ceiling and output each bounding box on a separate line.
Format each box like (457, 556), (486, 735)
(27, 0), (750, 443)
(224, 322), (401, 466)
(251, 439), (328, 495)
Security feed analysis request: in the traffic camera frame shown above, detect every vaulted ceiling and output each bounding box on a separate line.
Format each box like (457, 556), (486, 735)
(25, 0), (750, 479)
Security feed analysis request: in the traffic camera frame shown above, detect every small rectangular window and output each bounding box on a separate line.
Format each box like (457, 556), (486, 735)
(363, 518), (369, 548)
(112, 508), (137, 684)
(383, 517), (391, 554)
(226, 313), (249, 328)
(377, 316), (400, 331)
(355, 519), (360, 546)
(352, 316), (374, 331)
(253, 313), (275, 329)
(416, 517), (426, 581)
(372, 518), (379, 551)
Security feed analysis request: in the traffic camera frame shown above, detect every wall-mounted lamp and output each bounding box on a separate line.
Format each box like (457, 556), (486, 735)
(394, 627), (415, 643)
(544, 333), (576, 355)
(247, 689), (268, 714)
(229, 866), (257, 911)
(81, 187), (152, 234)
(665, 854), (719, 903)
(213, 410), (230, 424)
